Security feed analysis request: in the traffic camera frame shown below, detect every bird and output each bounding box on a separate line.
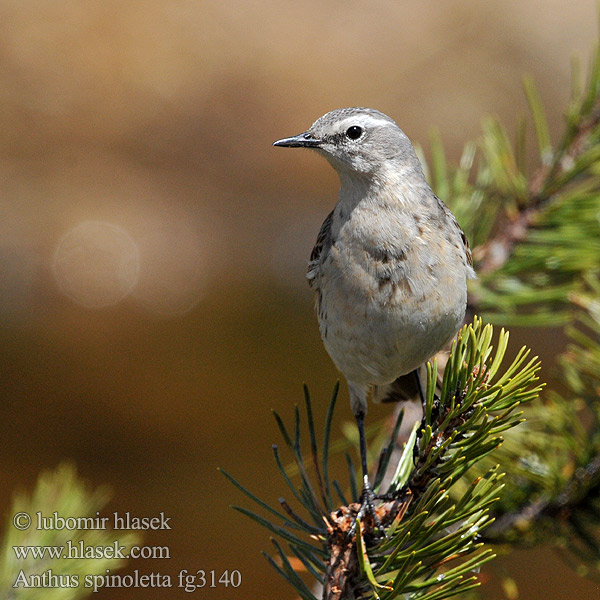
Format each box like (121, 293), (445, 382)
(273, 107), (475, 531)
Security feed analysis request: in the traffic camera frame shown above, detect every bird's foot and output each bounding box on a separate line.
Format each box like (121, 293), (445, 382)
(348, 476), (387, 540)
(374, 483), (410, 503)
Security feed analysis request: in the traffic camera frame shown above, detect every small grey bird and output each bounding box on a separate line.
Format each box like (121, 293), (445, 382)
(274, 107), (475, 529)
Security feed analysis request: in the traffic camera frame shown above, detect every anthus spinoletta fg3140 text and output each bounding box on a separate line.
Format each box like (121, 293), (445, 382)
(274, 108), (475, 534)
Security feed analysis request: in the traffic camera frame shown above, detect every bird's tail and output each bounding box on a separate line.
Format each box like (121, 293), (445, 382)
(373, 363), (440, 404)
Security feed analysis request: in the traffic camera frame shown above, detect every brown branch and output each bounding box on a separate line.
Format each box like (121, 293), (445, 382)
(475, 208), (535, 275)
(475, 98), (600, 277)
(484, 451), (600, 541)
(323, 494), (412, 600)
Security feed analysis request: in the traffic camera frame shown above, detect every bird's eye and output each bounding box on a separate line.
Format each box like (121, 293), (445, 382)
(345, 126), (363, 140)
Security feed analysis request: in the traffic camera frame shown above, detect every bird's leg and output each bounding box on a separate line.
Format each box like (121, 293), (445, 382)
(413, 368), (426, 406)
(350, 410), (385, 539)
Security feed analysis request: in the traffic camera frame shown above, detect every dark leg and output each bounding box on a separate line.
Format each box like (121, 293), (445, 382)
(356, 410), (369, 481)
(413, 368), (426, 406)
(351, 410), (384, 538)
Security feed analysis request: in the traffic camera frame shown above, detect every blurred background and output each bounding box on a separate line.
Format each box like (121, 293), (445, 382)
(1, 1), (599, 598)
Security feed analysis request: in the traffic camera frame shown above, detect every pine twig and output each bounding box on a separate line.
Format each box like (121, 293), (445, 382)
(223, 319), (542, 600)
(485, 452), (600, 540)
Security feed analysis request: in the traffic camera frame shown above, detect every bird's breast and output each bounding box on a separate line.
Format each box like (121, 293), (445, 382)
(312, 205), (468, 385)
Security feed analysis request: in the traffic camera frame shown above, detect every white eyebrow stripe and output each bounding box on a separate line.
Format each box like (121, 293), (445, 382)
(339, 115), (395, 130)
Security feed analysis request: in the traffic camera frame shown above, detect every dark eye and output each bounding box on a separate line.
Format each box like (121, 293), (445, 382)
(345, 125), (363, 140)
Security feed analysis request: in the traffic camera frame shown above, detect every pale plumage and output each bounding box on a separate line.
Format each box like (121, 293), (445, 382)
(274, 107), (475, 531)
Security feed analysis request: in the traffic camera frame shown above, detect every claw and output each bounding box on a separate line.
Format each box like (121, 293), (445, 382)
(348, 476), (387, 540)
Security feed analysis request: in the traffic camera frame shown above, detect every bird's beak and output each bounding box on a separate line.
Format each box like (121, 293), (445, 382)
(273, 131), (322, 148)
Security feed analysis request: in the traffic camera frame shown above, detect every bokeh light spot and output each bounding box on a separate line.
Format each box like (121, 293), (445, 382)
(52, 221), (140, 308)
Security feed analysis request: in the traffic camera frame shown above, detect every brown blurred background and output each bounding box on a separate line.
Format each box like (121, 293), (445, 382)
(1, 1), (599, 598)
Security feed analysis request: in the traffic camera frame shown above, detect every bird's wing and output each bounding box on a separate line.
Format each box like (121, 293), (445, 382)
(307, 210), (334, 287)
(434, 195), (475, 277)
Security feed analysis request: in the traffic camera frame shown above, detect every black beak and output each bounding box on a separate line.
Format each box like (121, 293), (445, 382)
(273, 131), (322, 148)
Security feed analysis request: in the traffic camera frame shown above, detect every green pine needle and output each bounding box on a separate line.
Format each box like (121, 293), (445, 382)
(222, 318), (542, 599)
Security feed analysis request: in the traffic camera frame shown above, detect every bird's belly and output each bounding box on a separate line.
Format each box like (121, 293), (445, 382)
(316, 251), (467, 386)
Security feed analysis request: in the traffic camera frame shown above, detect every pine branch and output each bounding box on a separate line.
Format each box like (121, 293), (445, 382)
(476, 81), (600, 277)
(485, 452), (600, 540)
(0, 463), (139, 600)
(419, 34), (600, 578)
(443, 274), (600, 584)
(223, 319), (542, 600)
(427, 44), (600, 326)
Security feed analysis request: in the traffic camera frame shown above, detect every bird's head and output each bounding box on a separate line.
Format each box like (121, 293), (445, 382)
(273, 107), (422, 179)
